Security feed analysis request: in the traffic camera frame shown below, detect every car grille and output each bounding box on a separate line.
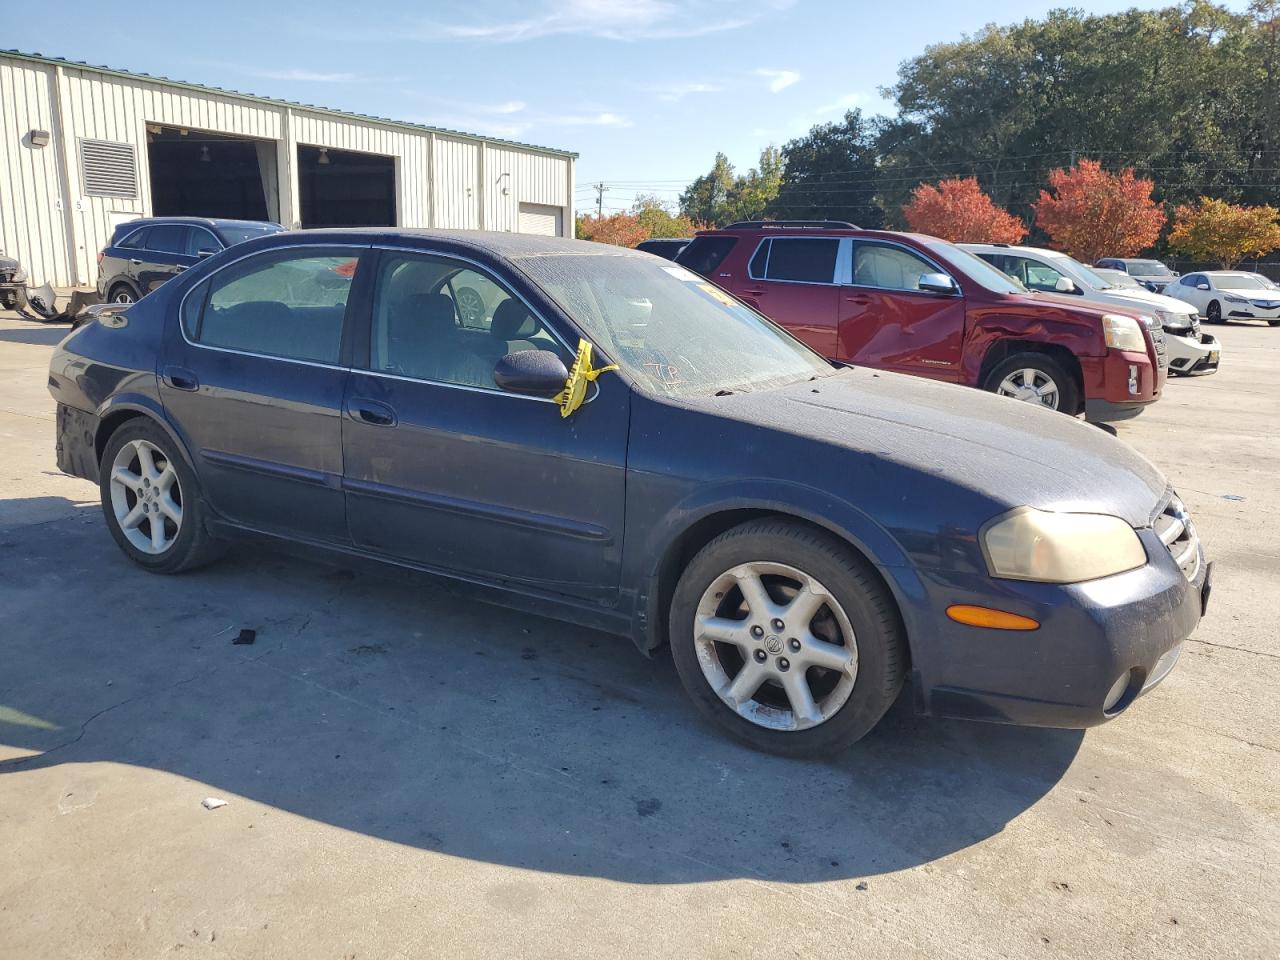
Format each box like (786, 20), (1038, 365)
(0, 269), (13, 284)
(1189, 316), (1201, 338)
(1153, 494), (1200, 581)
(1152, 327), (1168, 368)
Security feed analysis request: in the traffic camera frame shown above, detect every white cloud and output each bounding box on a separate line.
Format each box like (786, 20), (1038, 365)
(246, 67), (360, 83)
(428, 0), (787, 43)
(643, 80), (724, 102)
(812, 92), (868, 116)
(555, 112), (633, 128)
(756, 68), (800, 93)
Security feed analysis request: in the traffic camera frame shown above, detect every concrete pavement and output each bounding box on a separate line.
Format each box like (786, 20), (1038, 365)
(0, 314), (1276, 959)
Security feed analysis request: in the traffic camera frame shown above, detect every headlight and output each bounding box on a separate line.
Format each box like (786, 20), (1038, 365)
(1224, 295), (1248, 304)
(1102, 313), (1147, 352)
(11, 265), (26, 283)
(1154, 309), (1193, 331)
(982, 507), (1147, 583)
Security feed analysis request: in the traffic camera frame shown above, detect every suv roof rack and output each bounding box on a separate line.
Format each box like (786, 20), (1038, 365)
(722, 220), (860, 230)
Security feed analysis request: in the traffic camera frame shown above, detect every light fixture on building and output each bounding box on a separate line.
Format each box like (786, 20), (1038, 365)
(28, 129), (51, 147)
(318, 147), (331, 165)
(200, 145), (211, 163)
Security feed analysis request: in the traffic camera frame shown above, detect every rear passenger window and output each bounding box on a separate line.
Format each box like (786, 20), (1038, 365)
(676, 236), (738, 277)
(748, 240), (770, 278)
(766, 238), (839, 284)
(192, 250), (358, 364)
(119, 227), (149, 249)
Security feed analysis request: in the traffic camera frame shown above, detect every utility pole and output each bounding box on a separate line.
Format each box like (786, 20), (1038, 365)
(593, 182), (608, 217)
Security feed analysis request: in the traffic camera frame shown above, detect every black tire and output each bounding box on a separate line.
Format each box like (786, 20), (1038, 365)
(107, 283), (137, 305)
(983, 351), (1081, 415)
(669, 518), (907, 756)
(1268, 319), (1280, 327)
(99, 418), (223, 574)
(1206, 300), (1222, 324)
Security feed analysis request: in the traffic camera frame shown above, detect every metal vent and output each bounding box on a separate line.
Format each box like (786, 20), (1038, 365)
(79, 138), (138, 198)
(1154, 494), (1200, 581)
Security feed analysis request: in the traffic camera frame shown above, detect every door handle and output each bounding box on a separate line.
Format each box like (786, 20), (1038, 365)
(175, 265), (188, 272)
(129, 258), (143, 265)
(743, 288), (767, 296)
(162, 366), (199, 391)
(348, 398), (397, 427)
(845, 295), (873, 304)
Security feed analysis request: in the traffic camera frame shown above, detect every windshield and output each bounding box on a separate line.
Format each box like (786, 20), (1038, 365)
(923, 240), (1028, 294)
(515, 251), (833, 397)
(1219, 274), (1276, 290)
(1127, 260), (1174, 276)
(1055, 255), (1116, 290)
(218, 223), (284, 246)
(1097, 269), (1144, 289)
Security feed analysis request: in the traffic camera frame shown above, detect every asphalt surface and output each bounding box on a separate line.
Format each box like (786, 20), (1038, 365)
(0, 315), (1276, 959)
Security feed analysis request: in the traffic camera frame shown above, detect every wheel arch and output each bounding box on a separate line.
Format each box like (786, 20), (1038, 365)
(978, 339), (1084, 413)
(94, 397), (196, 476)
(106, 278), (141, 302)
(636, 489), (925, 669)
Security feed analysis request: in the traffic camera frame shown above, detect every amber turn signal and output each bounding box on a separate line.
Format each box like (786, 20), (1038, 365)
(946, 604), (1040, 631)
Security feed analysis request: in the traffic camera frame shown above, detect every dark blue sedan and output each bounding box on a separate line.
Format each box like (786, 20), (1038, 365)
(49, 230), (1211, 754)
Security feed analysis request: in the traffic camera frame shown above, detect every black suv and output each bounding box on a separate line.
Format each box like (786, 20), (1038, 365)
(97, 218), (282, 304)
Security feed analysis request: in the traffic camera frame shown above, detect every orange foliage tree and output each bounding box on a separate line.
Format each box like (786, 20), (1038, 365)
(901, 177), (1026, 242)
(575, 211), (650, 248)
(1032, 160), (1166, 263)
(1168, 197), (1280, 268)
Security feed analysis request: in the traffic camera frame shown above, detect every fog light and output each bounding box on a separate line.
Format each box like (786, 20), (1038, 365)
(1103, 670), (1135, 713)
(1127, 364), (1139, 395)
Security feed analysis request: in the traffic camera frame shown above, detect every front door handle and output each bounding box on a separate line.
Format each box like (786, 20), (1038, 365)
(162, 366), (199, 391)
(845, 295), (873, 305)
(129, 258), (143, 265)
(348, 398), (397, 427)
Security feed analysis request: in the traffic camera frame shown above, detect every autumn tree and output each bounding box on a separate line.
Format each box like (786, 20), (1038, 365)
(1031, 160), (1165, 263)
(901, 177), (1026, 242)
(575, 211), (649, 248)
(1168, 197), (1280, 267)
(631, 195), (704, 238)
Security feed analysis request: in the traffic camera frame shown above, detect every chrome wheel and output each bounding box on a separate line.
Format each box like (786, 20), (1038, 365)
(693, 561), (858, 731)
(112, 289), (135, 304)
(997, 367), (1060, 408)
(109, 439), (182, 554)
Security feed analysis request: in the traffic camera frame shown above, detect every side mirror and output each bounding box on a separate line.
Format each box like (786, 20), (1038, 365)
(197, 248), (218, 258)
(918, 272), (958, 295)
(1197, 283), (1210, 291)
(1054, 276), (1077, 293)
(494, 349), (569, 398)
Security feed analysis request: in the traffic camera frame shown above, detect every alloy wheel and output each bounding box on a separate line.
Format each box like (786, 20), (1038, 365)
(997, 368), (1060, 408)
(455, 287), (485, 326)
(109, 439), (183, 554)
(112, 290), (135, 304)
(693, 561), (858, 731)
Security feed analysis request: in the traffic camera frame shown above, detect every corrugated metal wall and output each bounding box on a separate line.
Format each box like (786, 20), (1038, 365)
(0, 53), (575, 288)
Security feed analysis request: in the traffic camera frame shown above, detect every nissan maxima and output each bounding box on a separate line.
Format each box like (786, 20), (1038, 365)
(48, 230), (1211, 754)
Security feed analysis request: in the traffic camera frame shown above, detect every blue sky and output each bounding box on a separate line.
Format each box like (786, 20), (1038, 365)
(7, 0), (1253, 213)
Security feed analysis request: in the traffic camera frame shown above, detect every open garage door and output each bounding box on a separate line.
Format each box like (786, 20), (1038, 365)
(298, 146), (396, 228)
(147, 126), (278, 222)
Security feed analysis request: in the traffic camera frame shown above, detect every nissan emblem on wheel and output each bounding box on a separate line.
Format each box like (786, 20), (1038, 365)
(49, 228), (1211, 755)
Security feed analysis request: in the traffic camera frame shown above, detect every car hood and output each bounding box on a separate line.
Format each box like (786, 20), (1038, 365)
(1218, 286), (1280, 301)
(1104, 288), (1195, 314)
(710, 369), (1168, 528)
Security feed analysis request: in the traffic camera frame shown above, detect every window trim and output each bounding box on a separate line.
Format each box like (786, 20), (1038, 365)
(116, 225), (150, 250)
(361, 245), (583, 405)
(177, 242), (368, 371)
(845, 238), (958, 295)
(745, 235), (845, 286)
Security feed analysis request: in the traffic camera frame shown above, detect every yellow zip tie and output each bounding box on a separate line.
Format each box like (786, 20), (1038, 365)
(553, 338), (618, 418)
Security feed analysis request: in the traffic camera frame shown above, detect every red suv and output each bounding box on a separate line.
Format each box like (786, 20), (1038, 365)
(675, 221), (1166, 420)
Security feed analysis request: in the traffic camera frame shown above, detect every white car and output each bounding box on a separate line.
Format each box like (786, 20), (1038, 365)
(1162, 270), (1280, 327)
(961, 243), (1222, 377)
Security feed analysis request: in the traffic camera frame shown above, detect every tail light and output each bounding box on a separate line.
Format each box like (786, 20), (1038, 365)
(97, 250), (105, 267)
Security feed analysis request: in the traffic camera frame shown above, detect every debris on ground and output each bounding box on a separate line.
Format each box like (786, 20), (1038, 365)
(232, 629), (256, 645)
(201, 797), (228, 810)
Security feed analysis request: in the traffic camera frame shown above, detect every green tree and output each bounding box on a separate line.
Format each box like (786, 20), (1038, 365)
(631, 195), (702, 238)
(768, 110), (884, 227)
(679, 153), (736, 226)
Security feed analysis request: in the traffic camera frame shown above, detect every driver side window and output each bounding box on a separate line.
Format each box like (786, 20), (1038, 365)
(370, 254), (570, 389)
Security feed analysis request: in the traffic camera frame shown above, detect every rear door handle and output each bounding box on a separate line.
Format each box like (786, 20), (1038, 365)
(743, 288), (767, 296)
(348, 398), (397, 427)
(162, 366), (199, 391)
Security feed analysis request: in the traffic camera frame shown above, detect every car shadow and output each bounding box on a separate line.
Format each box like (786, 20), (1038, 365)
(0, 323), (71, 346)
(0, 504), (1084, 884)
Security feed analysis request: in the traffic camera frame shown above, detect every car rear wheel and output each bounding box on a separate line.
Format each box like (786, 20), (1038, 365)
(669, 519), (906, 756)
(985, 353), (1079, 414)
(108, 283), (136, 305)
(100, 419), (222, 573)
(1206, 300), (1222, 324)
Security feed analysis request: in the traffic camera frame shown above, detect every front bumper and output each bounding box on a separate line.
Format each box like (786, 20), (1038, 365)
(1166, 332), (1220, 376)
(1226, 304), (1280, 322)
(1080, 348), (1160, 422)
(909, 529), (1209, 728)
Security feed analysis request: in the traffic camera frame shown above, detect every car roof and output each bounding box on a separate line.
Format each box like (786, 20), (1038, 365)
(960, 242), (1072, 259)
(116, 217), (283, 231)
(246, 227), (653, 261)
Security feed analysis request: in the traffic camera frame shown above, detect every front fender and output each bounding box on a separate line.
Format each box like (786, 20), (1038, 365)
(632, 475), (931, 656)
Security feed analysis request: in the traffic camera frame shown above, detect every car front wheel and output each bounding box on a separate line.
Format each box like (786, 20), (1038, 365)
(984, 352), (1080, 414)
(99, 419), (222, 573)
(669, 519), (906, 755)
(1206, 300), (1222, 324)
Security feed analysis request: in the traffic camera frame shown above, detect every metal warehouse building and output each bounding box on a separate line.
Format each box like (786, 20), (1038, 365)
(0, 50), (577, 289)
